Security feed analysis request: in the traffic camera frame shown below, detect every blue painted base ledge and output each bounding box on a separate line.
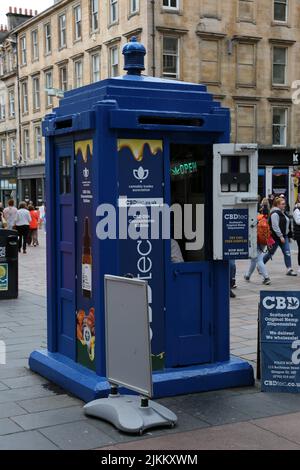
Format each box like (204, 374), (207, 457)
(29, 350), (254, 403)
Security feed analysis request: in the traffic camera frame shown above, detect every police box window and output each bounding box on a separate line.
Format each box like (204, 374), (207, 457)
(221, 155), (250, 192)
(60, 157), (71, 194)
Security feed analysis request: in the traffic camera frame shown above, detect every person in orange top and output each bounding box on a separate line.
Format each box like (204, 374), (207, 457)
(28, 205), (40, 247)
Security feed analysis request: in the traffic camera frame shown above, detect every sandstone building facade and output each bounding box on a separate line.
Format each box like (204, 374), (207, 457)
(0, 0), (299, 204)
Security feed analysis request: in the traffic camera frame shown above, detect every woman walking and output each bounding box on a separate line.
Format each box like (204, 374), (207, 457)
(28, 205), (40, 247)
(293, 202), (300, 274)
(263, 197), (297, 276)
(15, 202), (31, 254)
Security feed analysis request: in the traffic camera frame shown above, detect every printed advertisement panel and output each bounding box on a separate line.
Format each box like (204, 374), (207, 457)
(118, 139), (165, 370)
(223, 208), (249, 260)
(0, 264), (8, 291)
(75, 140), (96, 371)
(260, 291), (300, 393)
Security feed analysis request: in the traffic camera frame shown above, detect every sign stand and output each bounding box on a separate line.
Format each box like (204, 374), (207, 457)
(84, 276), (177, 434)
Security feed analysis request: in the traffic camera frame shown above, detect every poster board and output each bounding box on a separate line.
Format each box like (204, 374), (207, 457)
(104, 275), (153, 398)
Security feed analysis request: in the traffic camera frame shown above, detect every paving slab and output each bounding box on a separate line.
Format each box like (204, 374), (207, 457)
(11, 406), (86, 431)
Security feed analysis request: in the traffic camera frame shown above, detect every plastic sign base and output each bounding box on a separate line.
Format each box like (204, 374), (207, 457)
(84, 394), (178, 435)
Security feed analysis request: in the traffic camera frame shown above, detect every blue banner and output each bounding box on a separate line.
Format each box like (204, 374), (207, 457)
(260, 291), (300, 393)
(223, 208), (249, 260)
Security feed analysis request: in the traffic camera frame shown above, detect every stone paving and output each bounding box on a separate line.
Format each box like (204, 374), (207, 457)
(0, 231), (300, 449)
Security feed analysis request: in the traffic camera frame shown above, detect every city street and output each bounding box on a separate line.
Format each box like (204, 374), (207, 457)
(0, 231), (300, 449)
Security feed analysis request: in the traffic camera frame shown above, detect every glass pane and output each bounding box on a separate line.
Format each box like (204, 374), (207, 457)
(60, 157), (71, 194)
(274, 3), (287, 21)
(273, 47), (286, 64)
(273, 64), (285, 84)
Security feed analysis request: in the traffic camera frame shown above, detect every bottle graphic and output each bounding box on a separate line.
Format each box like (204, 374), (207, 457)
(82, 217), (92, 298)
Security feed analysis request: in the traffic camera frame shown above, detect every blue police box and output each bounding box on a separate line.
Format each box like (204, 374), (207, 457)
(29, 38), (254, 401)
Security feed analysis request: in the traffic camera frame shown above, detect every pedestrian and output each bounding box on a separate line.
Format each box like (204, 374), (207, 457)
(15, 201), (31, 254)
(28, 205), (40, 247)
(3, 199), (18, 230)
(263, 197), (297, 276)
(293, 202), (300, 274)
(244, 213), (274, 285)
(0, 209), (7, 229)
(260, 197), (270, 216)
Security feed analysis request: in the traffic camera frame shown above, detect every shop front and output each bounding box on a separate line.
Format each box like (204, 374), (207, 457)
(258, 147), (297, 205)
(0, 167), (17, 205)
(17, 163), (45, 206)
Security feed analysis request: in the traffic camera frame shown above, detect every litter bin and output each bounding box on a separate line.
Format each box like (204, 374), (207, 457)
(0, 229), (18, 300)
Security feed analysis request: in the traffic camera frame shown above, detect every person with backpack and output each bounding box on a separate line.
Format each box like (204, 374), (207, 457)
(244, 213), (274, 285)
(293, 202), (300, 273)
(263, 197), (297, 276)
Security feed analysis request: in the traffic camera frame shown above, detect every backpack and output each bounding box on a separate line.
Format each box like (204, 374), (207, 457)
(257, 214), (271, 246)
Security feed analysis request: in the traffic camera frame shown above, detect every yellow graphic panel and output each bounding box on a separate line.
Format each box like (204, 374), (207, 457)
(75, 140), (93, 163)
(118, 139), (163, 162)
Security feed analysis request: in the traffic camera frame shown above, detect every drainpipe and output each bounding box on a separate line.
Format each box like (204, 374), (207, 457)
(151, 0), (156, 77)
(15, 32), (22, 203)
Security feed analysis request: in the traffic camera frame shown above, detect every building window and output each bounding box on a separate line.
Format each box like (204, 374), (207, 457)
(200, 39), (220, 84)
(130, 0), (139, 14)
(21, 80), (29, 114)
(20, 35), (27, 65)
(32, 76), (40, 111)
(74, 5), (82, 41)
(9, 136), (16, 165)
(59, 13), (67, 48)
(274, 0), (288, 22)
(74, 59), (83, 88)
(238, 0), (255, 22)
(236, 43), (256, 86)
(90, 0), (99, 31)
(23, 128), (30, 161)
(44, 23), (52, 54)
(236, 104), (257, 143)
(34, 125), (42, 159)
(45, 70), (53, 107)
(0, 95), (6, 120)
(162, 36), (179, 79)
(110, 0), (118, 23)
(163, 0), (179, 9)
(8, 88), (15, 118)
(91, 53), (100, 82)
(1, 139), (6, 166)
(31, 29), (39, 61)
(109, 46), (119, 77)
(59, 65), (68, 92)
(272, 46), (287, 85)
(272, 107), (288, 146)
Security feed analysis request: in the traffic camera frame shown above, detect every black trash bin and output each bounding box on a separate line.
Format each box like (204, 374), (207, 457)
(0, 229), (18, 299)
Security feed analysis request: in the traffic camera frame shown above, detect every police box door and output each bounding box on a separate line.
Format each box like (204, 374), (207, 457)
(165, 143), (213, 367)
(54, 139), (76, 360)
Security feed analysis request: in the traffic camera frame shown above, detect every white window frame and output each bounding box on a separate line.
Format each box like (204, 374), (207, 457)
(110, 0), (119, 24)
(23, 128), (30, 161)
(162, 36), (179, 79)
(59, 13), (67, 48)
(0, 95), (6, 120)
(45, 70), (53, 107)
(130, 0), (139, 14)
(110, 46), (119, 77)
(272, 46), (288, 86)
(34, 125), (42, 159)
(272, 107), (288, 147)
(21, 80), (29, 114)
(1, 139), (6, 166)
(9, 136), (16, 165)
(20, 35), (27, 65)
(8, 88), (15, 118)
(91, 53), (100, 82)
(273, 0), (288, 23)
(90, 0), (99, 32)
(59, 65), (68, 92)
(74, 5), (82, 41)
(32, 76), (41, 111)
(74, 59), (83, 88)
(31, 29), (39, 61)
(162, 0), (179, 11)
(44, 23), (52, 55)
